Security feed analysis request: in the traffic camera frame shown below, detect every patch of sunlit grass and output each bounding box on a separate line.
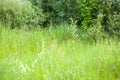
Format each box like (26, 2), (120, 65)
(0, 25), (120, 80)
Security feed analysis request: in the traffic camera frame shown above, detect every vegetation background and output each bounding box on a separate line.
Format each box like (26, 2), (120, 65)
(0, 0), (120, 80)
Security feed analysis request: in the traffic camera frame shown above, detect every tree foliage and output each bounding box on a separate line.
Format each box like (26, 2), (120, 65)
(0, 0), (120, 37)
(0, 0), (43, 28)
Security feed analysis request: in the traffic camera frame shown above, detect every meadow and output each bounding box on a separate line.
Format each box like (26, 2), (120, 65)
(0, 24), (120, 80)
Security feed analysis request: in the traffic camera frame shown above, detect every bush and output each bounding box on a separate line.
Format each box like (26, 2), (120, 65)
(77, 0), (98, 29)
(87, 13), (104, 42)
(28, 0), (45, 27)
(108, 13), (120, 38)
(0, 0), (43, 28)
(76, 0), (120, 39)
(48, 24), (78, 42)
(31, 0), (81, 26)
(99, 0), (120, 37)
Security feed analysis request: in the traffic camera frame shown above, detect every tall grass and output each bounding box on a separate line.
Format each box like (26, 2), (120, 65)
(0, 24), (120, 80)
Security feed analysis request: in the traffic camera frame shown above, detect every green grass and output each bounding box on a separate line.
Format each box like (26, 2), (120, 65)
(0, 24), (120, 80)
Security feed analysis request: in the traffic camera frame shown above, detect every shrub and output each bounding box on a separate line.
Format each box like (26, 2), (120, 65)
(99, 0), (120, 37)
(77, 0), (98, 29)
(28, 0), (45, 27)
(31, 0), (81, 26)
(108, 13), (120, 38)
(48, 24), (78, 42)
(77, 0), (120, 39)
(0, 0), (43, 28)
(87, 13), (104, 42)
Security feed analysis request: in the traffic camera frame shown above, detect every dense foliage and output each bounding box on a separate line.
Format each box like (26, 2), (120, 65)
(0, 0), (44, 29)
(0, 0), (120, 38)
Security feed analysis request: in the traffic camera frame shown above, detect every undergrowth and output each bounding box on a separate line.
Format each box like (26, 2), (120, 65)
(0, 24), (120, 80)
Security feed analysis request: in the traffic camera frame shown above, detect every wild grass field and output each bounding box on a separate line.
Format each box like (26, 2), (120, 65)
(0, 24), (120, 80)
